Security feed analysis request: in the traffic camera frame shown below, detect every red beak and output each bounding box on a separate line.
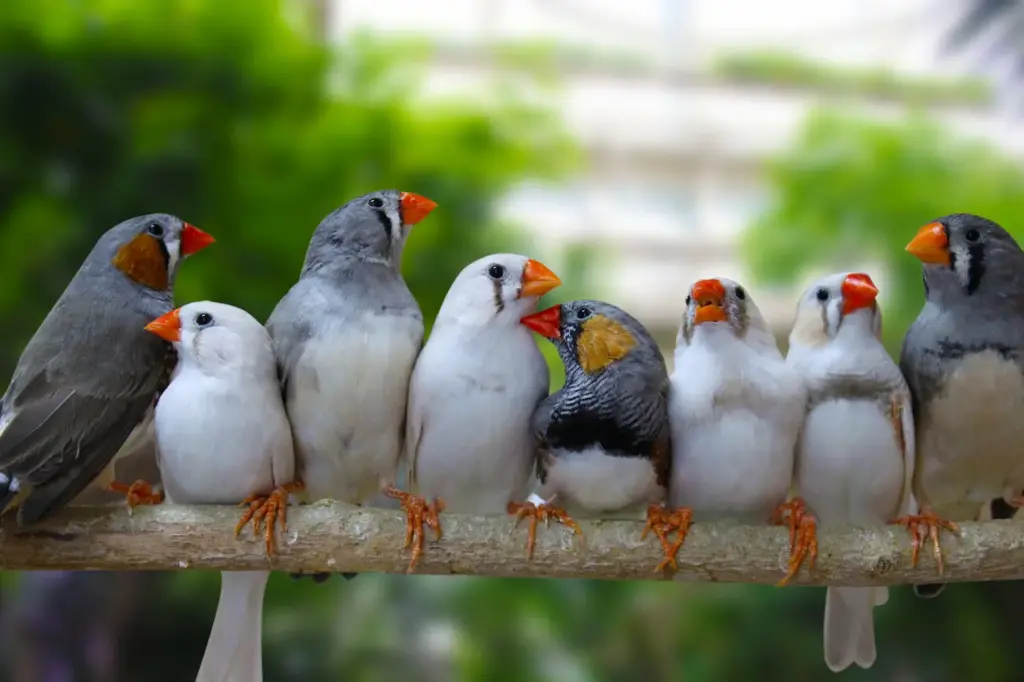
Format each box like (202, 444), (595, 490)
(180, 223), (216, 256)
(521, 305), (562, 339)
(400, 192), (438, 226)
(145, 308), (182, 342)
(841, 273), (879, 315)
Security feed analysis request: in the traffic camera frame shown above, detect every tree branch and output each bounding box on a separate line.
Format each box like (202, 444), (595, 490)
(0, 501), (1020, 586)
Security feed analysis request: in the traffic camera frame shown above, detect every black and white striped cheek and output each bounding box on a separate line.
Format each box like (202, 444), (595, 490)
(950, 241), (984, 295)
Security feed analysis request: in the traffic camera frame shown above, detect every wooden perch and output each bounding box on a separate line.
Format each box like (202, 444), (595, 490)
(1, 501), (1023, 586)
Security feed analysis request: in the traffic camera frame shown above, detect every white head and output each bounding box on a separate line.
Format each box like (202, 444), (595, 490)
(434, 253), (562, 327)
(144, 301), (277, 380)
(788, 272), (881, 350)
(676, 277), (777, 352)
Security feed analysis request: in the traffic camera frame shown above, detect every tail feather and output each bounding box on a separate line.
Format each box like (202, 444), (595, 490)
(823, 586), (884, 672)
(196, 571), (269, 682)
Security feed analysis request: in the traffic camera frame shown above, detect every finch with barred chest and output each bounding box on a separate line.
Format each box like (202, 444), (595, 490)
(514, 300), (677, 570)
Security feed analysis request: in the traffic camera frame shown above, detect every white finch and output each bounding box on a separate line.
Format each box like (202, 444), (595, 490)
(787, 272), (915, 672)
(668, 278), (809, 581)
(403, 254), (561, 570)
(145, 301), (298, 682)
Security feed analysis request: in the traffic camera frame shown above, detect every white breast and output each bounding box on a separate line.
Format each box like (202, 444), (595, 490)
(668, 343), (803, 523)
(288, 313), (422, 502)
(539, 446), (664, 518)
(155, 371), (292, 505)
(918, 350), (1024, 515)
(796, 399), (905, 526)
(410, 327), (545, 514)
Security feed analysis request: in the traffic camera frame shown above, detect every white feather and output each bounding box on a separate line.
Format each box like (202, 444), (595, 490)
(154, 301), (295, 682)
(786, 274), (912, 673)
(408, 254), (550, 514)
(669, 293), (805, 524)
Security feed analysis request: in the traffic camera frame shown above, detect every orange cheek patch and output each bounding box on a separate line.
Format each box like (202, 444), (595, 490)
(111, 234), (169, 291)
(576, 316), (637, 374)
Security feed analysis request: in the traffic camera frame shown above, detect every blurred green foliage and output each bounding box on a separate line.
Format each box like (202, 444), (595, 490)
(743, 108), (1024, 351)
(0, 0), (580, 377)
(714, 51), (993, 107)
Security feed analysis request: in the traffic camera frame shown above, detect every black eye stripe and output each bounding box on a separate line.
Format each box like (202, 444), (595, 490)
(372, 210), (392, 244)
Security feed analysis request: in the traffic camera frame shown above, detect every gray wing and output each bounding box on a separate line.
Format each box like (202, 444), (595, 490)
(265, 284), (316, 401)
(0, 363), (167, 523)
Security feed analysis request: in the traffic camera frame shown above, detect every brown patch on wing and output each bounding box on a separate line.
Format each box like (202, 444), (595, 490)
(577, 315), (637, 374)
(111, 234), (168, 291)
(651, 430), (671, 489)
(889, 394), (905, 454)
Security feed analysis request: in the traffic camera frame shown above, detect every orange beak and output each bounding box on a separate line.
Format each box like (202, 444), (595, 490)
(905, 221), (950, 265)
(400, 192), (438, 226)
(145, 308), (182, 342)
(180, 223), (215, 256)
(691, 279), (729, 326)
(521, 304), (562, 339)
(519, 259), (562, 298)
(841, 273), (879, 315)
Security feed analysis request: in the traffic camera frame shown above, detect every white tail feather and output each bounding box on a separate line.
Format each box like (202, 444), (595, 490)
(196, 571), (269, 682)
(823, 586), (885, 672)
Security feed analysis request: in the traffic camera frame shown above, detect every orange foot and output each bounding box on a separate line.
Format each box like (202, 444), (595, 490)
(383, 485), (445, 573)
(235, 480), (305, 557)
(642, 504), (693, 573)
(771, 497), (818, 586)
(891, 507), (960, 575)
(107, 479), (164, 512)
(507, 498), (582, 560)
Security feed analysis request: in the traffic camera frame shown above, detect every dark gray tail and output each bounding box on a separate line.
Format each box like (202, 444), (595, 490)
(913, 583), (946, 598)
(288, 572), (358, 583)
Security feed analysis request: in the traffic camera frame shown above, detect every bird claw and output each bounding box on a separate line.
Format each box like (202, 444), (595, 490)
(507, 499), (582, 560)
(235, 480), (305, 557)
(771, 497), (818, 586)
(642, 504), (693, 573)
(891, 508), (960, 575)
(107, 479), (164, 513)
(383, 485), (445, 573)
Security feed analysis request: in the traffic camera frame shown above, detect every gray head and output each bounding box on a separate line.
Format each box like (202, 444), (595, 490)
(906, 213), (1024, 304)
(789, 271), (881, 349)
(90, 214), (215, 292)
(301, 189), (437, 277)
(521, 299), (666, 384)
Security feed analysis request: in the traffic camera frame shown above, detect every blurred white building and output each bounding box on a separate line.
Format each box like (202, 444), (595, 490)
(326, 0), (1018, 340)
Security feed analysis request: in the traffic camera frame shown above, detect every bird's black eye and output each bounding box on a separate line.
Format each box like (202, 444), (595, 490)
(965, 228), (980, 242)
(195, 312), (213, 327)
(575, 307), (591, 320)
(735, 287), (746, 300)
(487, 263), (506, 280)
(815, 288), (829, 301)
(368, 197), (384, 208)
(685, 295), (691, 306)
(146, 222), (164, 238)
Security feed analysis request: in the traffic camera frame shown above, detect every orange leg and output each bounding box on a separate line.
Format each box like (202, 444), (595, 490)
(235, 480), (305, 557)
(383, 485), (445, 574)
(642, 504), (693, 573)
(506, 498), (582, 560)
(107, 479), (164, 511)
(891, 506), (960, 576)
(771, 497), (818, 586)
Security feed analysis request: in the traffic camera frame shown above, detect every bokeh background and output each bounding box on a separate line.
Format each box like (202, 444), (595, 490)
(2, 0), (1024, 680)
